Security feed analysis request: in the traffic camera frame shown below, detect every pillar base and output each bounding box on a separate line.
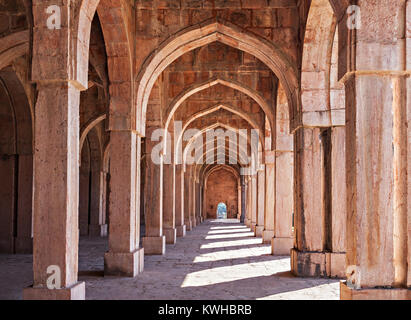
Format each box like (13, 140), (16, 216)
(250, 223), (257, 235)
(89, 224), (108, 237)
(255, 226), (264, 237)
(185, 220), (192, 231)
(143, 236), (166, 255)
(104, 248), (144, 277)
(244, 218), (250, 227)
(262, 230), (275, 244)
(15, 236), (33, 254)
(164, 228), (177, 245)
(291, 248), (345, 278)
(23, 281), (85, 300)
(340, 281), (411, 300)
(192, 218), (197, 228)
(271, 237), (293, 255)
(176, 225), (186, 237)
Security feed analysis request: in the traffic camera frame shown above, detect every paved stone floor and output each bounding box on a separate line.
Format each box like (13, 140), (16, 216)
(0, 220), (340, 300)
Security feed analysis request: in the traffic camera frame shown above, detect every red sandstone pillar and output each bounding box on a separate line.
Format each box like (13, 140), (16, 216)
(23, 0), (92, 298)
(184, 167), (192, 230)
(15, 154), (33, 253)
(292, 127), (324, 276)
(104, 132), (144, 275)
(163, 162), (176, 244)
(263, 152), (275, 243)
(143, 127), (166, 255)
(250, 174), (257, 233)
(174, 164), (186, 237)
(190, 170), (197, 227)
(255, 168), (265, 237)
(272, 149), (294, 255)
(23, 84), (85, 300)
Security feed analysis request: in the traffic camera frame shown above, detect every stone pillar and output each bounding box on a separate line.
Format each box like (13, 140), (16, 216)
(15, 154), (33, 253)
(263, 152), (275, 243)
(341, 74), (410, 299)
(143, 127), (166, 255)
(291, 127), (325, 276)
(255, 168), (265, 237)
(163, 162), (176, 244)
(0, 155), (17, 253)
(195, 181), (201, 223)
(174, 164), (186, 237)
(328, 127), (346, 275)
(104, 132), (144, 275)
(250, 174), (257, 234)
(339, 2), (411, 299)
(23, 84), (85, 300)
(89, 166), (107, 237)
(184, 167), (192, 230)
(79, 147), (90, 236)
(245, 177), (251, 227)
(237, 184), (242, 220)
(203, 184), (208, 221)
(272, 149), (294, 255)
(240, 176), (246, 223)
(190, 174), (197, 227)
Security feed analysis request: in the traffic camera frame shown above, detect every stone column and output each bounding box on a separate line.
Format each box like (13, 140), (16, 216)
(244, 177), (251, 227)
(291, 127), (326, 276)
(340, 3), (411, 300)
(190, 173), (197, 227)
(184, 167), (192, 230)
(143, 127), (166, 255)
(163, 162), (176, 244)
(0, 155), (17, 253)
(23, 1), (91, 297)
(174, 164), (186, 237)
(272, 149), (294, 255)
(104, 132), (144, 275)
(250, 174), (257, 234)
(195, 181), (201, 223)
(15, 154), (33, 253)
(240, 176), (246, 223)
(263, 152), (275, 243)
(88, 166), (106, 237)
(255, 168), (265, 237)
(237, 184), (242, 220)
(23, 84), (85, 300)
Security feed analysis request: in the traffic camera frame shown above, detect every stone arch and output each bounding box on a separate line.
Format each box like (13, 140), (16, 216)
(176, 103), (264, 157)
(136, 18), (299, 136)
(164, 77), (274, 136)
(203, 165), (240, 219)
(0, 67), (33, 254)
(0, 31), (29, 71)
(183, 122), (259, 169)
(301, 0), (337, 127)
(80, 113), (107, 156)
(95, 0), (134, 130)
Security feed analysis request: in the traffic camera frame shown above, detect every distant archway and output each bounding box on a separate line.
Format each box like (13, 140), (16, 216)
(217, 203), (227, 220)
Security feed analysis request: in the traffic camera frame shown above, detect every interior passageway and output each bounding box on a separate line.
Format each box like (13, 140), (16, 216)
(0, 220), (338, 300)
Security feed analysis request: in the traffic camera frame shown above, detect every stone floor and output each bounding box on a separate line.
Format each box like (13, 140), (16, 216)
(0, 219), (340, 300)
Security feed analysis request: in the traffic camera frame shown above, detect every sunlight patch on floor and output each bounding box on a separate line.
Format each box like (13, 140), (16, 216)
(181, 259), (290, 288)
(200, 238), (263, 249)
(257, 282), (340, 300)
(204, 232), (256, 240)
(193, 247), (270, 263)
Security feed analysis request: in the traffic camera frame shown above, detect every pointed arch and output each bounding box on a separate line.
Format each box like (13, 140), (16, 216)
(136, 18), (299, 135)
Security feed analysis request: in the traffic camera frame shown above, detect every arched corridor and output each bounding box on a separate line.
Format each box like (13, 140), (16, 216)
(0, 0), (410, 301)
(0, 220), (339, 300)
